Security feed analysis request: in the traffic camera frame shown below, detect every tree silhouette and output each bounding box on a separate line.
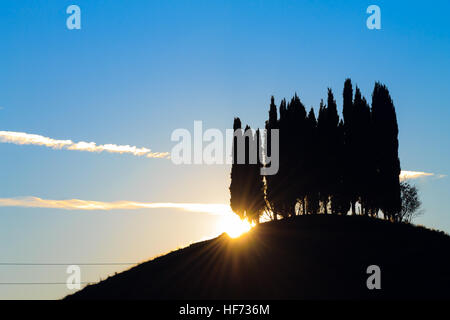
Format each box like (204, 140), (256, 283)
(230, 79), (404, 223)
(317, 99), (329, 213)
(371, 83), (401, 221)
(230, 119), (265, 224)
(304, 108), (319, 214)
(245, 128), (265, 224)
(316, 90), (341, 214)
(271, 98), (293, 218)
(354, 86), (373, 215)
(325, 89), (342, 214)
(265, 97), (281, 220)
(230, 118), (244, 218)
(288, 94), (307, 215)
(333, 118), (350, 215)
(399, 181), (423, 223)
(342, 78), (357, 214)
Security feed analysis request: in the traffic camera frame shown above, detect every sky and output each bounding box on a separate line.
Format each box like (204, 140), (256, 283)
(0, 0), (449, 299)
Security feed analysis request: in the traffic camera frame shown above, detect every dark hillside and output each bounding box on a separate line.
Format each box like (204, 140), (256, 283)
(66, 215), (450, 300)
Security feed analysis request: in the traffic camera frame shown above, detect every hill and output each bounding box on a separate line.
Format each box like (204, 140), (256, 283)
(66, 215), (450, 299)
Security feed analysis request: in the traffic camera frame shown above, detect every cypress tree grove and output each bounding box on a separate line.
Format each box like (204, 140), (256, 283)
(231, 79), (402, 223)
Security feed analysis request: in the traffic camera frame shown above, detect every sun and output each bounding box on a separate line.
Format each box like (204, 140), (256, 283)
(219, 214), (253, 238)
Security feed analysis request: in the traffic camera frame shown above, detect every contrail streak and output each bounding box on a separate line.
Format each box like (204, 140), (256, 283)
(0, 131), (169, 159)
(0, 196), (231, 215)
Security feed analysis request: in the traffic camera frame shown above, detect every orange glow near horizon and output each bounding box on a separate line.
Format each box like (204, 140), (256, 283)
(217, 212), (254, 238)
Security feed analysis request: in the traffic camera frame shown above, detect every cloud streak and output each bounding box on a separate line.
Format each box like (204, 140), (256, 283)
(0, 131), (169, 159)
(400, 170), (446, 181)
(0, 196), (231, 215)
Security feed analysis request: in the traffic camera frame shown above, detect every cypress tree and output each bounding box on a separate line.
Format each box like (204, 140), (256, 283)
(289, 94), (307, 215)
(353, 87), (372, 215)
(333, 119), (350, 215)
(230, 122), (265, 224)
(275, 98), (293, 218)
(230, 118), (244, 218)
(247, 129), (265, 224)
(342, 78), (357, 214)
(305, 108), (320, 214)
(265, 97), (280, 220)
(317, 99), (329, 213)
(326, 89), (341, 214)
(371, 83), (401, 221)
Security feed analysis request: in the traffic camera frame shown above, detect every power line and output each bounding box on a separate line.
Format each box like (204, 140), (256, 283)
(0, 282), (92, 285)
(0, 263), (138, 266)
(0, 263), (138, 285)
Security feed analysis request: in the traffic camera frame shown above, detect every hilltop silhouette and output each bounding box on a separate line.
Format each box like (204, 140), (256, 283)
(66, 215), (450, 300)
(65, 79), (445, 300)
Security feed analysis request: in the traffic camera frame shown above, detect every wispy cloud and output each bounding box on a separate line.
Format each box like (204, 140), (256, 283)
(0, 131), (169, 159)
(400, 170), (446, 181)
(0, 196), (231, 215)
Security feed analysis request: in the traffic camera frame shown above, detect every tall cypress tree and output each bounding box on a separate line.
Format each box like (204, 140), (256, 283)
(326, 89), (341, 214)
(365, 94), (378, 217)
(249, 129), (265, 224)
(289, 94), (307, 215)
(317, 99), (329, 213)
(352, 87), (365, 214)
(230, 118), (244, 218)
(353, 86), (372, 215)
(316, 89), (345, 214)
(371, 83), (401, 221)
(275, 98), (293, 218)
(230, 121), (265, 224)
(342, 78), (357, 214)
(242, 125), (253, 220)
(265, 97), (280, 220)
(333, 118), (350, 215)
(305, 108), (319, 214)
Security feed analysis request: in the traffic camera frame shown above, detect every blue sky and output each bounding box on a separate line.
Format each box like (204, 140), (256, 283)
(0, 0), (449, 299)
